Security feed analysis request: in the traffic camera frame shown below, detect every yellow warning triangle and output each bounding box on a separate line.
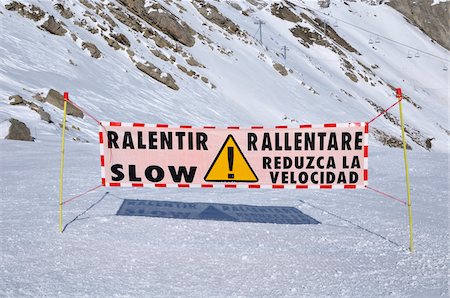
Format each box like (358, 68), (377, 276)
(204, 135), (258, 182)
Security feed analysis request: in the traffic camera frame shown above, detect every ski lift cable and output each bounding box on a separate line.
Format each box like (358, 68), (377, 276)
(295, 2), (450, 63)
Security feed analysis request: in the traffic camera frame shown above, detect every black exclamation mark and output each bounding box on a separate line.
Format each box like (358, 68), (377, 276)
(228, 147), (234, 179)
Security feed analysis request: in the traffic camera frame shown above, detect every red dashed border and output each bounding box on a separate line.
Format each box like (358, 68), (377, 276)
(98, 122), (369, 189)
(99, 121), (366, 130)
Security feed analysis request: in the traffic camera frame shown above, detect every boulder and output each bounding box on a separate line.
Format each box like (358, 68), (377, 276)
(41, 15), (67, 36)
(5, 1), (45, 21)
(194, 1), (240, 35)
(136, 62), (179, 90)
(147, 11), (195, 47)
(273, 63), (288, 76)
(45, 89), (84, 118)
(8, 95), (25, 105)
(54, 3), (74, 19)
(117, 0), (196, 47)
(271, 3), (300, 22)
(318, 0), (331, 9)
(82, 42), (102, 58)
(229, 2), (242, 11)
(103, 36), (122, 50)
(112, 33), (130, 47)
(5, 118), (33, 141)
(29, 103), (52, 123)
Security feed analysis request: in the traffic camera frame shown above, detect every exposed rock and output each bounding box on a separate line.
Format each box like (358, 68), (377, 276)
(345, 71), (358, 82)
(387, 0), (449, 50)
(194, 1), (241, 35)
(82, 42), (102, 58)
(45, 89), (84, 118)
(273, 63), (288, 76)
(5, 118), (33, 141)
(136, 62), (179, 90)
(425, 138), (434, 150)
(112, 33), (130, 47)
(99, 12), (117, 27)
(291, 25), (326, 47)
(126, 49), (135, 58)
(104, 35), (122, 50)
(5, 1), (45, 21)
(201, 76), (209, 83)
(150, 49), (169, 61)
(371, 127), (411, 150)
(54, 3), (73, 19)
(147, 11), (195, 47)
(229, 2), (242, 11)
(32, 93), (46, 102)
(271, 3), (300, 22)
(365, 97), (429, 149)
(186, 56), (204, 68)
(117, 0), (196, 47)
(246, 0), (268, 9)
(318, 0), (331, 8)
(152, 34), (174, 49)
(8, 95), (25, 105)
(108, 4), (143, 32)
(80, 0), (96, 10)
(314, 18), (359, 53)
(177, 64), (188, 74)
(29, 103), (52, 123)
(41, 16), (67, 36)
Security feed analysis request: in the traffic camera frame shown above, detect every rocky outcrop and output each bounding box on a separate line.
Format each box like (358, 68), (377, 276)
(136, 62), (179, 90)
(5, 119), (33, 141)
(186, 56), (204, 68)
(108, 4), (143, 32)
(273, 63), (288, 76)
(194, 1), (241, 35)
(318, 0), (331, 8)
(45, 89), (84, 118)
(372, 127), (411, 150)
(82, 42), (102, 58)
(291, 25), (326, 48)
(103, 35), (122, 50)
(9, 95), (25, 105)
(54, 3), (73, 19)
(112, 33), (130, 47)
(147, 10), (196, 47)
(271, 3), (300, 22)
(41, 16), (67, 36)
(117, 0), (196, 47)
(387, 0), (449, 50)
(5, 1), (45, 21)
(29, 103), (52, 123)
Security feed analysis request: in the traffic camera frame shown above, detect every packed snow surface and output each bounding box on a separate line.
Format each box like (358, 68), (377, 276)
(0, 139), (448, 296)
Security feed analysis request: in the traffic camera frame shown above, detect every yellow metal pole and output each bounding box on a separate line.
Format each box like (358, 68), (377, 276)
(396, 88), (414, 252)
(59, 92), (69, 233)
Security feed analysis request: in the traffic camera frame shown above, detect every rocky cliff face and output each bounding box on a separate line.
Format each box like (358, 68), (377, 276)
(387, 0), (449, 50)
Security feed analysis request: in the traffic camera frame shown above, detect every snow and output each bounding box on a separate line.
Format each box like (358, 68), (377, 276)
(0, 0), (448, 150)
(0, 139), (448, 296)
(432, 0), (450, 5)
(0, 0), (449, 296)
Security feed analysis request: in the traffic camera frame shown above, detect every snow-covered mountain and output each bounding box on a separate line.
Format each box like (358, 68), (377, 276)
(1, 1), (449, 296)
(0, 0), (448, 152)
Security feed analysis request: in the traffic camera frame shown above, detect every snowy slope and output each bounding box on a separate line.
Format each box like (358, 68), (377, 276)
(0, 0), (448, 150)
(0, 0), (449, 296)
(1, 140), (448, 296)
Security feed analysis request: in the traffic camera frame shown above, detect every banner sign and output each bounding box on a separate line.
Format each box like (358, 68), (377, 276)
(99, 122), (368, 189)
